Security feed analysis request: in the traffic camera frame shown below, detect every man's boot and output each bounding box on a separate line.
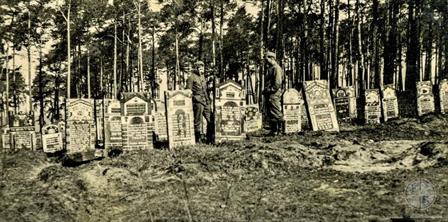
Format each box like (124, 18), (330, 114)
(268, 121), (278, 136)
(195, 131), (201, 144)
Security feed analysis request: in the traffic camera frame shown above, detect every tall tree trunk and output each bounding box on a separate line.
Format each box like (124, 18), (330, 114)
(113, 19), (117, 98)
(372, 0), (380, 88)
(332, 0), (340, 88)
(406, 0), (419, 91)
(87, 48), (91, 98)
(319, 0), (326, 80)
(219, 0), (224, 80)
(137, 1), (144, 91)
(27, 8), (32, 114)
(356, 0), (365, 94)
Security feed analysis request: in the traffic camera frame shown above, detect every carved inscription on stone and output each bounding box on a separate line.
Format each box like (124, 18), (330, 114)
(416, 81), (435, 116)
(282, 89), (302, 133)
(165, 90), (195, 148)
(364, 89), (381, 124)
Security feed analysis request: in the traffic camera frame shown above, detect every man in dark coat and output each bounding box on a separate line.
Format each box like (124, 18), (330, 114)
(263, 51), (284, 135)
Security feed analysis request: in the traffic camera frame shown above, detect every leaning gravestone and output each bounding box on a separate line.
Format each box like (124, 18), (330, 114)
(10, 126), (36, 150)
(381, 85), (399, 122)
(303, 80), (339, 132)
(282, 88), (302, 133)
(42, 124), (63, 153)
(154, 99), (168, 141)
(165, 90), (195, 148)
(66, 99), (96, 157)
(104, 100), (123, 150)
(364, 89), (381, 124)
(215, 81), (245, 142)
(244, 105), (262, 133)
(121, 93), (153, 151)
(416, 81), (435, 116)
(332, 87), (357, 121)
(439, 79), (448, 114)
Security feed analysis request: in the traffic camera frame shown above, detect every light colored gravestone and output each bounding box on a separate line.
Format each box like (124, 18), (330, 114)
(364, 89), (381, 124)
(165, 90), (195, 148)
(303, 80), (339, 132)
(66, 99), (96, 155)
(104, 100), (123, 149)
(282, 88), (302, 133)
(244, 105), (262, 133)
(381, 85), (399, 121)
(332, 87), (357, 121)
(121, 93), (153, 151)
(416, 81), (435, 116)
(1, 128), (11, 150)
(439, 79), (448, 114)
(10, 126), (36, 150)
(215, 81), (246, 142)
(154, 99), (168, 141)
(58, 121), (66, 150)
(42, 124), (63, 153)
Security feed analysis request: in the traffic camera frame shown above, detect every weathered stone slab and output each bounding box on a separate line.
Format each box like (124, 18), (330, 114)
(66, 99), (96, 155)
(243, 105), (262, 133)
(104, 100), (123, 149)
(42, 124), (63, 153)
(381, 85), (399, 121)
(10, 126), (37, 150)
(439, 79), (448, 114)
(417, 81), (435, 116)
(154, 99), (168, 141)
(282, 89), (302, 133)
(332, 87), (357, 121)
(364, 89), (381, 124)
(165, 90), (195, 148)
(215, 81), (245, 142)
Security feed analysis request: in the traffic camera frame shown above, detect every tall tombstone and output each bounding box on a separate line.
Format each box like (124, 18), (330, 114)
(121, 92), (153, 151)
(303, 80), (339, 132)
(165, 90), (195, 148)
(215, 81), (245, 142)
(1, 128), (11, 150)
(243, 105), (262, 133)
(9, 126), (37, 150)
(364, 89), (382, 124)
(439, 79), (448, 114)
(154, 99), (168, 141)
(416, 81), (435, 116)
(381, 85), (399, 121)
(42, 124), (63, 153)
(66, 99), (96, 155)
(104, 100), (123, 149)
(332, 87), (357, 121)
(282, 88), (302, 133)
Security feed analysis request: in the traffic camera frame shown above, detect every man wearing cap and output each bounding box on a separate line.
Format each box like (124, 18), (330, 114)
(186, 61), (212, 143)
(263, 51), (284, 135)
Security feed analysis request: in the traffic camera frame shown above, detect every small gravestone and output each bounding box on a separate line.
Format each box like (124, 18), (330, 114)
(303, 80), (339, 132)
(42, 124), (63, 153)
(244, 105), (262, 133)
(10, 126), (36, 150)
(154, 99), (168, 141)
(381, 85), (399, 121)
(364, 89), (381, 124)
(1, 128), (11, 150)
(332, 87), (357, 121)
(58, 121), (66, 149)
(417, 81), (435, 116)
(439, 79), (448, 114)
(215, 81), (245, 142)
(95, 99), (109, 145)
(282, 89), (302, 133)
(104, 100), (123, 149)
(165, 90), (195, 148)
(66, 99), (96, 156)
(121, 93), (153, 151)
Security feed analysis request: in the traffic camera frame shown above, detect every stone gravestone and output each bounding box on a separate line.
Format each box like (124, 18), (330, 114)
(66, 99), (96, 156)
(121, 93), (153, 151)
(303, 80), (339, 132)
(9, 126), (37, 150)
(282, 88), (302, 133)
(381, 85), (399, 121)
(154, 99), (168, 141)
(104, 100), (123, 150)
(215, 81), (246, 142)
(364, 89), (382, 124)
(243, 105), (262, 133)
(165, 90), (195, 148)
(42, 124), (63, 153)
(332, 87), (357, 121)
(416, 81), (435, 116)
(1, 128), (11, 150)
(58, 121), (66, 150)
(439, 79), (448, 114)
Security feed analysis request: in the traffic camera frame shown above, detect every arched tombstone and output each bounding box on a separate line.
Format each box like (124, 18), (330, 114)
(364, 89), (381, 124)
(215, 81), (245, 142)
(332, 87), (357, 121)
(303, 80), (339, 132)
(381, 85), (399, 122)
(104, 100), (122, 150)
(282, 88), (303, 133)
(243, 105), (262, 133)
(66, 99), (96, 158)
(153, 99), (168, 141)
(42, 124), (62, 153)
(165, 90), (195, 148)
(439, 79), (448, 114)
(121, 92), (153, 151)
(416, 81), (435, 116)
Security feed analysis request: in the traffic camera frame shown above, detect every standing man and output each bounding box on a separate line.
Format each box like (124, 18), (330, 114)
(263, 51), (284, 135)
(186, 61), (212, 143)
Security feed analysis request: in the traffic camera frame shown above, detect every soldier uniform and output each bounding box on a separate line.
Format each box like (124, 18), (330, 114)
(263, 51), (284, 135)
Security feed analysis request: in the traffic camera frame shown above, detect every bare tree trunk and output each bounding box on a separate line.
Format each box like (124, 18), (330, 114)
(137, 1), (144, 91)
(113, 20), (117, 98)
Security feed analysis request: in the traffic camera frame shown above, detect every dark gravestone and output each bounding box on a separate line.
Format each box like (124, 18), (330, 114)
(244, 105), (262, 133)
(42, 124), (63, 153)
(303, 80), (339, 132)
(439, 79), (448, 114)
(165, 90), (195, 148)
(364, 89), (381, 124)
(417, 81), (435, 116)
(381, 85), (399, 122)
(66, 99), (96, 155)
(282, 88), (302, 133)
(215, 81), (245, 142)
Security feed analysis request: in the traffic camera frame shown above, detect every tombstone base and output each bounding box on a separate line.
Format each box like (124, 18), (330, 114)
(66, 150), (102, 163)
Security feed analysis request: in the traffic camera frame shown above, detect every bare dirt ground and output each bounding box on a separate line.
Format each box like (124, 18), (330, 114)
(1, 114), (448, 221)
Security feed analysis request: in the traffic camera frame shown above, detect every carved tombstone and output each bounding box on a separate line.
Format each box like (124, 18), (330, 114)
(416, 81), (435, 116)
(165, 90), (195, 148)
(67, 99), (95, 155)
(439, 79), (448, 114)
(215, 81), (246, 142)
(332, 87), (357, 121)
(121, 93), (153, 151)
(42, 124), (63, 153)
(364, 89), (382, 124)
(9, 126), (36, 150)
(243, 105), (262, 133)
(154, 99), (168, 141)
(58, 121), (66, 150)
(282, 89), (302, 133)
(381, 85), (399, 121)
(104, 100), (123, 149)
(1, 128), (11, 150)
(303, 80), (339, 132)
